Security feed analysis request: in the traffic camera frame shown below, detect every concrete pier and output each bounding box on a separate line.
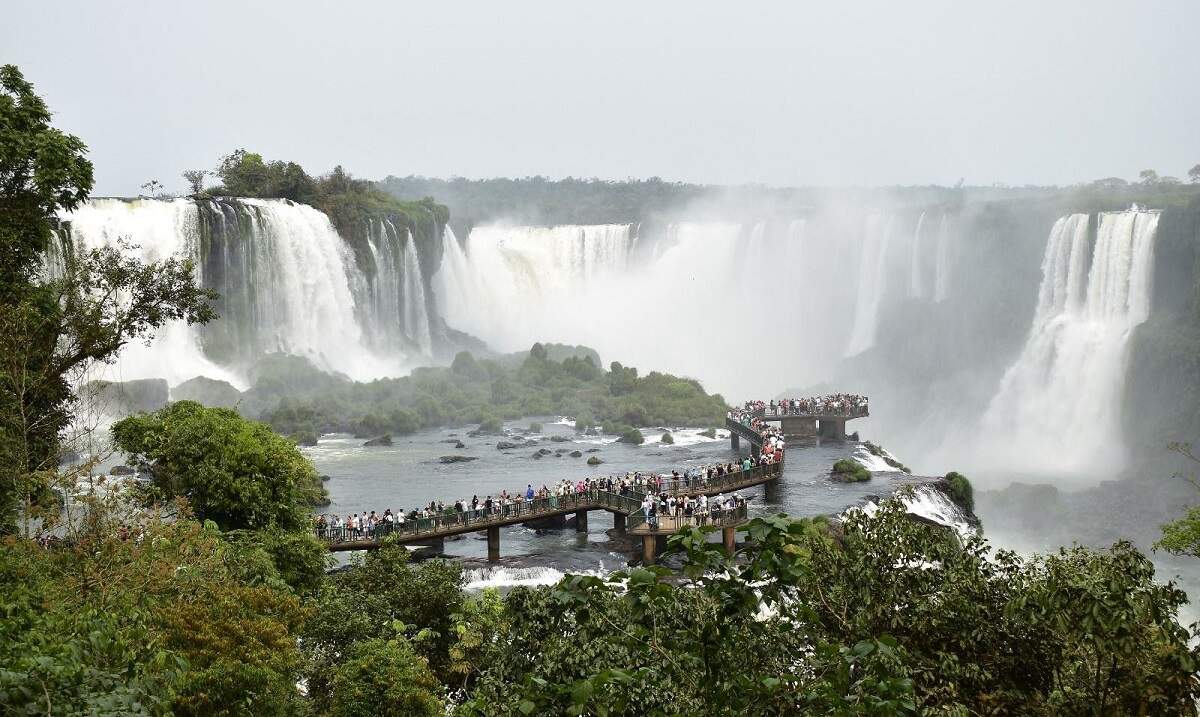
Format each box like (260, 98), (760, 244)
(575, 510), (588, 533)
(612, 513), (626, 532)
(723, 526), (736, 555)
(487, 526), (500, 562)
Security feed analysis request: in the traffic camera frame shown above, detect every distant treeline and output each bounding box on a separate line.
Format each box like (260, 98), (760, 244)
(225, 342), (728, 442)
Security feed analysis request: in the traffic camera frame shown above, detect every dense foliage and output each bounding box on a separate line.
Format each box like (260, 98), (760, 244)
(0, 64), (215, 534)
(249, 343), (728, 438)
(207, 149), (448, 269)
(943, 471), (975, 512)
(455, 502), (1199, 715)
(112, 401), (328, 532)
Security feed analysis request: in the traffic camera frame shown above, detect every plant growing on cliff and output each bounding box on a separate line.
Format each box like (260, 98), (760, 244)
(944, 471), (975, 512)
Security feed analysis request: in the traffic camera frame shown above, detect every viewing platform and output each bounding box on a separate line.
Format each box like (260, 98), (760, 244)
(728, 404), (868, 448)
(314, 462), (782, 562)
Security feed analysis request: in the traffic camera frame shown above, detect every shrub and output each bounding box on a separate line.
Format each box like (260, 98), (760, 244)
(660, 431), (675, 444)
(476, 414), (503, 434)
(618, 427), (645, 445)
(944, 472), (974, 512)
(528, 422), (543, 433)
(699, 428), (717, 439)
(832, 459), (871, 483)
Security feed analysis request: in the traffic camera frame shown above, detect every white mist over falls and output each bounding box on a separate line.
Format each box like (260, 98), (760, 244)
(55, 196), (1167, 487)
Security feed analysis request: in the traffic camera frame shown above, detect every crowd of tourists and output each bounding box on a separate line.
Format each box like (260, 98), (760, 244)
(741, 394), (868, 418)
(641, 490), (747, 529)
(312, 452), (781, 542)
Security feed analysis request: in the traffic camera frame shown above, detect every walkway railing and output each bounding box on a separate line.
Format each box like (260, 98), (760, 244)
(312, 462), (781, 546)
(628, 502), (749, 533)
(751, 405), (868, 419)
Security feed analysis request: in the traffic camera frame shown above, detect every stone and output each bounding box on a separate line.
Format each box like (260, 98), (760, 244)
(82, 378), (169, 416)
(586, 448), (601, 453)
(320, 474), (332, 482)
(363, 434), (393, 447)
(171, 376), (242, 408)
(587, 456), (603, 466)
(439, 455), (478, 464)
(550, 435), (570, 443)
(109, 465), (136, 476)
(455, 441), (466, 449)
(496, 441), (521, 450)
(570, 450), (583, 458)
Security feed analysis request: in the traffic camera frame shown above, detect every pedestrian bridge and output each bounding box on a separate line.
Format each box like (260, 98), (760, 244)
(314, 462), (782, 563)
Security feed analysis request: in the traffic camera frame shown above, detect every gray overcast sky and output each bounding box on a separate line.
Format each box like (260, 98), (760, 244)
(5, 1), (1198, 195)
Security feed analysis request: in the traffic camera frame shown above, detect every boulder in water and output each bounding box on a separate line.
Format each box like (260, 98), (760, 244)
(496, 441), (521, 450)
(537, 448), (552, 456)
(570, 450), (583, 458)
(699, 428), (717, 439)
(171, 376), (241, 408)
(550, 435), (570, 443)
(587, 456), (603, 466)
(455, 440), (466, 449)
(586, 448), (601, 453)
(110, 465), (136, 476)
(320, 474), (332, 482)
(363, 434), (393, 447)
(439, 455), (478, 464)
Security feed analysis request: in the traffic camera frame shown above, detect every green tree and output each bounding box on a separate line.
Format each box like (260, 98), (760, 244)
(302, 546), (463, 709)
(1158, 442), (1200, 558)
(0, 64), (215, 534)
(111, 401), (321, 531)
(328, 638), (441, 717)
(1189, 163), (1200, 184)
(181, 168), (208, 194)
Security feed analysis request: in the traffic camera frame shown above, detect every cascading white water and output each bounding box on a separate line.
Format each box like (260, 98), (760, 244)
(977, 209), (1159, 478)
(56, 199), (245, 388)
(402, 230), (433, 356)
(432, 223), (635, 351)
(433, 218), (857, 398)
(844, 212), (894, 356)
(909, 211), (926, 298)
(933, 213), (951, 302)
(361, 218), (404, 351)
(58, 197), (417, 388)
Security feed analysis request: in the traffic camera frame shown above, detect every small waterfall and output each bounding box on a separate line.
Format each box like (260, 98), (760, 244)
(933, 213), (951, 302)
(909, 211), (926, 298)
(978, 209), (1159, 476)
(402, 231), (433, 356)
(844, 212), (894, 356)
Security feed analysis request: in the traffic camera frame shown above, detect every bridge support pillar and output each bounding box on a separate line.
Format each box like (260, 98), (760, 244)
(818, 418), (846, 440)
(575, 510), (588, 533)
(780, 416), (817, 438)
(486, 526), (500, 562)
(642, 535), (656, 565)
(612, 513), (626, 532)
(723, 526), (737, 555)
(731, 432), (740, 452)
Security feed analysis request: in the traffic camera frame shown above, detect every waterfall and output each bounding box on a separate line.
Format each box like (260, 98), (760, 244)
(978, 209), (1159, 477)
(909, 211), (926, 298)
(402, 230), (433, 356)
(844, 213), (894, 356)
(360, 218), (405, 352)
(933, 213), (951, 302)
(57, 197), (422, 388)
(432, 224), (635, 351)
